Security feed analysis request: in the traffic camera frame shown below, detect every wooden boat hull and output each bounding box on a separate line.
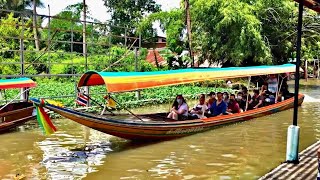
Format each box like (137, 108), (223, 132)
(0, 102), (35, 133)
(32, 94), (304, 141)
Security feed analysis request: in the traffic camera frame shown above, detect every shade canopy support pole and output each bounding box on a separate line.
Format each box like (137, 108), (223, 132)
(286, 0), (304, 164)
(245, 76), (251, 111)
(293, 0), (303, 127)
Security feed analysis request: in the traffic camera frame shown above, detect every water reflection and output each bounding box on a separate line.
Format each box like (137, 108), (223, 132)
(37, 127), (116, 179)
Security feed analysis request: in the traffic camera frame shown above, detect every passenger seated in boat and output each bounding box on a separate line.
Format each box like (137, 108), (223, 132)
(280, 83), (293, 100)
(277, 91), (283, 102)
(206, 91), (216, 109)
(223, 92), (229, 104)
(260, 83), (268, 95)
(209, 92), (227, 116)
(236, 92), (246, 112)
(267, 74), (278, 97)
(248, 90), (265, 110)
(227, 94), (241, 114)
(190, 94), (208, 119)
(167, 95), (189, 120)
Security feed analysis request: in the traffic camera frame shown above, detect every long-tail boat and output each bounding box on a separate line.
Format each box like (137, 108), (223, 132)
(31, 64), (304, 140)
(0, 78), (37, 132)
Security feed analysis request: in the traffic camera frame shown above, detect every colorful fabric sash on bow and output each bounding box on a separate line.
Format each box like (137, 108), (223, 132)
(35, 99), (57, 135)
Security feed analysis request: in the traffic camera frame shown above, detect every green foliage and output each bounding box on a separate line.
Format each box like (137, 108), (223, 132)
(191, 0), (272, 66)
(102, 0), (161, 39)
(0, 13), (37, 74)
(43, 46), (158, 77)
(0, 13), (33, 58)
(42, 10), (84, 53)
(139, 10), (185, 54)
(0, 0), (44, 17)
(141, 0), (320, 67)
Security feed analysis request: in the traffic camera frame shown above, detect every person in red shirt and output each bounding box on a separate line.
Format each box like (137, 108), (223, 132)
(227, 94), (241, 114)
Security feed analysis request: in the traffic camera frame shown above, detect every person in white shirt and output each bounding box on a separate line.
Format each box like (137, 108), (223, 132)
(267, 74), (278, 95)
(167, 95), (189, 120)
(190, 94), (208, 119)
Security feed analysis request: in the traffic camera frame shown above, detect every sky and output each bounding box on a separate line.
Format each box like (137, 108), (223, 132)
(36, 0), (180, 36)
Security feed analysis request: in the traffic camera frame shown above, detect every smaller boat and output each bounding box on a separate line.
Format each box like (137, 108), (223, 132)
(0, 78), (37, 133)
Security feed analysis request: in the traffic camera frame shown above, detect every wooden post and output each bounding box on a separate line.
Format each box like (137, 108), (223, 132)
(135, 48), (140, 99)
(83, 0), (89, 106)
(313, 59), (316, 78)
(304, 60), (308, 81)
(33, 0), (40, 51)
(83, 0), (87, 71)
(20, 15), (26, 101)
(184, 0), (194, 67)
(317, 57), (320, 79)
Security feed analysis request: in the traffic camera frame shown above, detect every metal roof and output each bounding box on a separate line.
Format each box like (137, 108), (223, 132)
(294, 0), (320, 12)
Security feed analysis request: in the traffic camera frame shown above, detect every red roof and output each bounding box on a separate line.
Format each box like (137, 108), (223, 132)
(293, 0), (320, 12)
(145, 50), (167, 66)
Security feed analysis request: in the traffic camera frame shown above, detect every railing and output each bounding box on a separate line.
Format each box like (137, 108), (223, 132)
(0, 8), (142, 102)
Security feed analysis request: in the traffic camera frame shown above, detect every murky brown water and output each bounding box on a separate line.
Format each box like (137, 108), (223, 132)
(0, 79), (319, 180)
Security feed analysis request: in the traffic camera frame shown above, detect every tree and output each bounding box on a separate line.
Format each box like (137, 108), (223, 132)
(0, 0), (44, 17)
(256, 0), (320, 64)
(0, 13), (33, 58)
(0, 13), (34, 74)
(184, 0), (194, 66)
(42, 3), (91, 53)
(0, 0), (44, 50)
(191, 0), (272, 66)
(102, 0), (161, 39)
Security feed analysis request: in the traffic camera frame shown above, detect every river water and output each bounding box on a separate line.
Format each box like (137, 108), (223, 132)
(0, 79), (319, 180)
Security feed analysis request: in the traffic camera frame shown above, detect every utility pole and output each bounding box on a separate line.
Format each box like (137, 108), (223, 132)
(184, 0), (194, 67)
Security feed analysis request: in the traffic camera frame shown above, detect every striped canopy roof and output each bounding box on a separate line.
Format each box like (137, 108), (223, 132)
(0, 78), (37, 90)
(78, 64), (296, 93)
(294, 0), (320, 12)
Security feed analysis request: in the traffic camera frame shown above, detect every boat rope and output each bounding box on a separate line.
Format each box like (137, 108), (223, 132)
(108, 95), (144, 121)
(276, 74), (288, 103)
(0, 88), (30, 111)
(77, 88), (115, 116)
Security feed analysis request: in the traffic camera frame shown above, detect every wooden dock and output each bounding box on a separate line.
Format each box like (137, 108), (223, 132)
(259, 140), (320, 180)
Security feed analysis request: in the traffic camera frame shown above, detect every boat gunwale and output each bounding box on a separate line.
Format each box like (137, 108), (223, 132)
(32, 94), (304, 129)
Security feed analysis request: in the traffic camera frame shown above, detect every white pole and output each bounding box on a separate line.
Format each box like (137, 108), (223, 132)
(245, 76), (251, 111)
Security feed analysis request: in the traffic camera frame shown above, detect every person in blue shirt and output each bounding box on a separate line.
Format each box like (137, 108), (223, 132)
(209, 92), (227, 116)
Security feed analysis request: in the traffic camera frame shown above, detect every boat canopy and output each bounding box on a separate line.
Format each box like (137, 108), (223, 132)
(78, 64), (296, 93)
(0, 78), (37, 90)
(293, 0), (320, 12)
